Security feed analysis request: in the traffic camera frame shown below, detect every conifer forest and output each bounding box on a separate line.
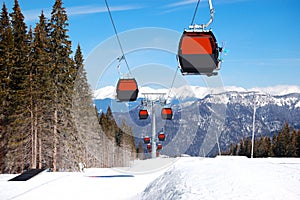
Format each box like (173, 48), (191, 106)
(224, 122), (300, 158)
(0, 0), (136, 173)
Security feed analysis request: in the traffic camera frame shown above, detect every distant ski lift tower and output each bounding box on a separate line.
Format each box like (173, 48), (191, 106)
(141, 93), (167, 158)
(251, 93), (257, 158)
(151, 100), (156, 158)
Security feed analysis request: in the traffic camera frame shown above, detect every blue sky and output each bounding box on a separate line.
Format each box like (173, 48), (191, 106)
(2, 0), (300, 89)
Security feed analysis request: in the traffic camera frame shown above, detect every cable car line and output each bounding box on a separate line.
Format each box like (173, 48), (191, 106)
(190, 0), (201, 26)
(104, 0), (132, 76)
(104, 0), (139, 101)
(166, 67), (179, 100)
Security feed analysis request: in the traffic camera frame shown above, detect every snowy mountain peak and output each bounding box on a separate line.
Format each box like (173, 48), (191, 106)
(93, 86), (116, 99)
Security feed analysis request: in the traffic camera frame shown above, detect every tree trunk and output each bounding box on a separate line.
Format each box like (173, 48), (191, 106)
(38, 137), (42, 169)
(53, 108), (58, 171)
(30, 107), (34, 168)
(33, 105), (38, 168)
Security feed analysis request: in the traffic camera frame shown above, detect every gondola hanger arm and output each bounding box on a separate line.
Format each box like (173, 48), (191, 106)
(189, 0), (215, 30)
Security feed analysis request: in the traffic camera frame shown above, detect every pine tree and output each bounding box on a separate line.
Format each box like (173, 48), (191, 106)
(104, 107), (118, 140)
(254, 137), (264, 157)
(27, 26), (36, 168)
(29, 11), (53, 170)
(271, 133), (277, 156)
(236, 137), (252, 157)
(72, 44), (104, 169)
(6, 0), (31, 173)
(49, 0), (75, 171)
(247, 137), (252, 157)
(0, 3), (14, 173)
(275, 123), (290, 157)
(289, 129), (298, 157)
(120, 119), (136, 164)
(264, 137), (272, 157)
(137, 140), (144, 159)
(227, 143), (236, 155)
(238, 139), (245, 156)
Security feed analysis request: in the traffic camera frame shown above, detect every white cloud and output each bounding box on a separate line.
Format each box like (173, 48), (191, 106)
(23, 4), (142, 22)
(226, 58), (300, 67)
(66, 5), (141, 16)
(166, 0), (252, 8)
(166, 0), (198, 8)
(23, 9), (51, 22)
(214, 0), (253, 4)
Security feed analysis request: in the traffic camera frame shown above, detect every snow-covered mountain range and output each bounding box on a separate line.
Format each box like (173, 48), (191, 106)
(93, 85), (300, 156)
(94, 85), (300, 100)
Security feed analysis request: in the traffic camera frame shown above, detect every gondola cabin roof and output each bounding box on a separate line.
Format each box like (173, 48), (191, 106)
(180, 31), (217, 55)
(117, 78), (138, 90)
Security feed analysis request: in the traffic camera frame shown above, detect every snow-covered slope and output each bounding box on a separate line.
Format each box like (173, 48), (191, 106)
(1, 157), (300, 200)
(140, 157), (300, 200)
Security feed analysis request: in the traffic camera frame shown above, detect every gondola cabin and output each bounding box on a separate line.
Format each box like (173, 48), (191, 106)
(147, 143), (151, 150)
(178, 30), (220, 76)
(158, 133), (165, 141)
(139, 109), (148, 120)
(161, 108), (173, 120)
(116, 78), (138, 101)
(157, 143), (163, 150)
(143, 136), (150, 144)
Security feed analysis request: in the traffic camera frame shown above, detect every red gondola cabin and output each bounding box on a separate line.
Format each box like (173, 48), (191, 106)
(161, 108), (173, 120)
(139, 109), (148, 120)
(178, 30), (220, 76)
(147, 143), (151, 151)
(143, 136), (150, 144)
(157, 143), (162, 150)
(158, 133), (165, 141)
(116, 78), (138, 101)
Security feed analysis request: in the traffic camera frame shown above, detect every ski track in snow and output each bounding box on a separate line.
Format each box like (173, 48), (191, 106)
(1, 157), (300, 200)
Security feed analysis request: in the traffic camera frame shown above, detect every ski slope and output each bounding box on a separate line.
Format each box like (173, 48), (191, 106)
(1, 156), (300, 200)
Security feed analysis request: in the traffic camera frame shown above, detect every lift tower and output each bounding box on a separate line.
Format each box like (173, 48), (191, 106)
(141, 93), (167, 158)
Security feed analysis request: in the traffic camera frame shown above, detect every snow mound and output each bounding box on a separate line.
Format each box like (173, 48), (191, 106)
(140, 156), (300, 200)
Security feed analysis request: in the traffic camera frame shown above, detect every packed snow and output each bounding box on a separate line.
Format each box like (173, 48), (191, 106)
(1, 156), (300, 200)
